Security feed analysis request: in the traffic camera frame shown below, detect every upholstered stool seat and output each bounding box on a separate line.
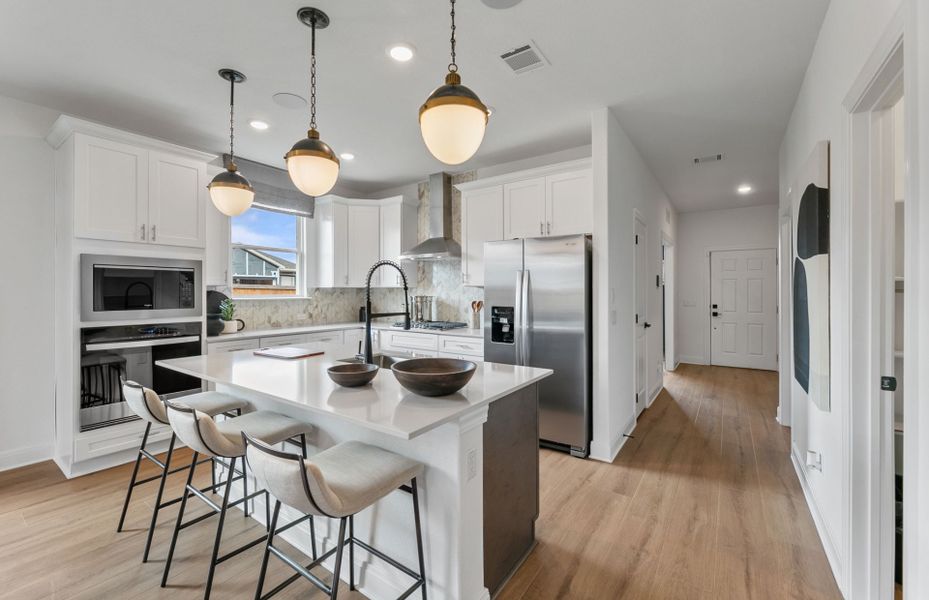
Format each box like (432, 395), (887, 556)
(116, 381), (249, 564)
(161, 400), (316, 600)
(246, 436), (427, 600)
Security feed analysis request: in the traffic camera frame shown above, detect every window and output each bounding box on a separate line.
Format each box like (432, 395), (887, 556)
(230, 208), (304, 297)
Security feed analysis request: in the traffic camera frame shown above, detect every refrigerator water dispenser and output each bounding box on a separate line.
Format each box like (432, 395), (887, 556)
(490, 306), (515, 344)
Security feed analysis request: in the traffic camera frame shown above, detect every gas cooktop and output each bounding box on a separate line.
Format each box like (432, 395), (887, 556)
(392, 320), (469, 331)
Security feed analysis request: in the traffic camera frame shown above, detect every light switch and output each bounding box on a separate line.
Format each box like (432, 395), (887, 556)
(805, 450), (823, 472)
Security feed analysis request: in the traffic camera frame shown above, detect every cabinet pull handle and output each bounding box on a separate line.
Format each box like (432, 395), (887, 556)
(547, 222), (551, 235)
(151, 225), (157, 241)
(539, 221), (543, 235)
(140, 224), (146, 240)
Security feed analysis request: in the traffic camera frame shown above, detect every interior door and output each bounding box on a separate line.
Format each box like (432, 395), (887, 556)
(635, 217), (648, 416)
(710, 248), (778, 370)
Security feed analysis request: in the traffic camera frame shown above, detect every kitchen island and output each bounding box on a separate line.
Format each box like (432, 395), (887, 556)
(157, 342), (551, 600)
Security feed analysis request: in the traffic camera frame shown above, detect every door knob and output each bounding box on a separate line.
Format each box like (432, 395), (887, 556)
(643, 322), (652, 328)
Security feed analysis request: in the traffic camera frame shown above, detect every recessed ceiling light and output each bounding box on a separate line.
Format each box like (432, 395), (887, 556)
(340, 152), (355, 160)
(249, 120), (269, 131)
(387, 43), (415, 62)
(737, 184), (753, 195)
(272, 92), (307, 109)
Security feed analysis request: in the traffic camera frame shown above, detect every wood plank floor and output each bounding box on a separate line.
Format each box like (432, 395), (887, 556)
(0, 364), (841, 599)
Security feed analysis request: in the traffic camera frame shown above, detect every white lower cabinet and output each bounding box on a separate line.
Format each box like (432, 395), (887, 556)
(74, 420), (173, 462)
(380, 330), (440, 353)
(438, 335), (484, 359)
(208, 338), (261, 354)
(258, 334), (310, 348)
(306, 330), (345, 344)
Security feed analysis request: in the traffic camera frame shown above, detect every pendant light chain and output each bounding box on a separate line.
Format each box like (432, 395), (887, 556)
(309, 15), (318, 131)
(448, 0), (458, 73)
(228, 76), (236, 162)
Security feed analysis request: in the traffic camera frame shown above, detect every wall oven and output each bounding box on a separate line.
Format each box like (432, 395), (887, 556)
(81, 254), (202, 322)
(79, 322), (202, 431)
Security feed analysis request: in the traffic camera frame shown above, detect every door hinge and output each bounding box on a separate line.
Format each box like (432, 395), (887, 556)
(635, 313), (639, 324)
(881, 376), (897, 392)
(635, 234), (639, 244)
(635, 392), (639, 404)
(656, 274), (661, 287)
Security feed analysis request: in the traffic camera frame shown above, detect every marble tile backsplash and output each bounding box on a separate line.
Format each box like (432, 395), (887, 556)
(229, 170), (484, 330)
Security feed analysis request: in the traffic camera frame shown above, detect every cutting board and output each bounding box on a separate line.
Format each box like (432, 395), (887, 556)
(253, 346), (325, 360)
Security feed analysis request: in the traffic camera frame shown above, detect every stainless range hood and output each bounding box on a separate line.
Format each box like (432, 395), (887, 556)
(400, 172), (461, 261)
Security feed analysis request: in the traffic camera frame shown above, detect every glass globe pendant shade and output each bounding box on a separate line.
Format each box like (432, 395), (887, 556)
(419, 72), (489, 165)
(285, 128), (340, 197)
(208, 165), (254, 217)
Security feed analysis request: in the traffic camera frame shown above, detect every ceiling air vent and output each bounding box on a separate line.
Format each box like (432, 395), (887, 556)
(500, 42), (549, 74)
(693, 153), (723, 165)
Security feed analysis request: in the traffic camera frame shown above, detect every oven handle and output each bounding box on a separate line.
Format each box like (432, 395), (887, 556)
(84, 335), (201, 351)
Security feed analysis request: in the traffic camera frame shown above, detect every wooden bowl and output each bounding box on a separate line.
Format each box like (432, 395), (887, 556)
(391, 358), (477, 397)
(327, 363), (378, 387)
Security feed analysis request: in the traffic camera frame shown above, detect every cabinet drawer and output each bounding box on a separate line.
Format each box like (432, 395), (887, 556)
(438, 351), (482, 361)
(258, 334), (310, 348)
(438, 336), (484, 358)
(208, 338), (261, 354)
(306, 330), (345, 344)
(74, 421), (172, 462)
(405, 350), (439, 358)
(381, 331), (439, 352)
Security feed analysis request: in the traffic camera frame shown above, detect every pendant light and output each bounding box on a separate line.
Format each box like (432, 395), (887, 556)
(208, 69), (255, 217)
(419, 0), (490, 165)
(285, 7), (340, 197)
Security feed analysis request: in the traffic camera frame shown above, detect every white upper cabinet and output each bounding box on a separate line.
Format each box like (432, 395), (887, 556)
(460, 185), (504, 287)
(503, 177), (546, 239)
(204, 165), (230, 287)
(379, 196), (418, 288)
(50, 118), (213, 248)
(347, 204), (381, 287)
(74, 134), (148, 243)
(546, 169), (593, 236)
(315, 197), (383, 288)
(148, 151), (207, 247)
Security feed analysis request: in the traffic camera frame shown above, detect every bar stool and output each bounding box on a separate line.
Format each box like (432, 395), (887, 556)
(161, 399), (315, 600)
(117, 380), (248, 563)
(244, 434), (427, 600)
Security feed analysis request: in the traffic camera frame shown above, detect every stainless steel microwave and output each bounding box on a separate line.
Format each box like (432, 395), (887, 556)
(81, 254), (202, 322)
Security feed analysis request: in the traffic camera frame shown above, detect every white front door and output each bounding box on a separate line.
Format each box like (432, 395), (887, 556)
(710, 249), (778, 370)
(635, 216), (648, 416)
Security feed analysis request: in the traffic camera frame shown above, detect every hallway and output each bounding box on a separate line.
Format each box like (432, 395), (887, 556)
(498, 365), (842, 599)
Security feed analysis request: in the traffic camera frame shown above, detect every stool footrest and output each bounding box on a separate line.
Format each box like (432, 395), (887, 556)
(262, 544), (339, 599)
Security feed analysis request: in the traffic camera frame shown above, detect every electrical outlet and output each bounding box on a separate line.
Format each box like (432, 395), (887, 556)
(806, 450), (823, 472)
(467, 449), (478, 480)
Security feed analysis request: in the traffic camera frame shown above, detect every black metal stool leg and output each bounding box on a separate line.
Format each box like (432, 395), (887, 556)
(412, 478), (427, 600)
(142, 432), (176, 562)
(117, 422), (151, 532)
(242, 456), (250, 518)
(255, 500), (281, 600)
(161, 451), (199, 588)
(204, 456), (237, 600)
(330, 517), (348, 600)
(349, 515), (355, 591)
(309, 515), (318, 560)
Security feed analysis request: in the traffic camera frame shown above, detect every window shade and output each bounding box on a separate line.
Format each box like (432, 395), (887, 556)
(223, 154), (315, 218)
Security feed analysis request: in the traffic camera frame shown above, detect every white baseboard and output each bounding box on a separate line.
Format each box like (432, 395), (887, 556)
(590, 414), (636, 463)
(0, 444), (53, 472)
(55, 437), (176, 479)
(647, 383), (663, 407)
(677, 354), (707, 365)
(790, 447), (846, 597)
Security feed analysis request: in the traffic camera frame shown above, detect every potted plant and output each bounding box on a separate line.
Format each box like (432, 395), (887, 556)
(219, 299), (245, 334)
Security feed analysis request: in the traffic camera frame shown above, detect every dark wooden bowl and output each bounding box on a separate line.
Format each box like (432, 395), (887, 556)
(327, 363), (378, 387)
(391, 358), (477, 396)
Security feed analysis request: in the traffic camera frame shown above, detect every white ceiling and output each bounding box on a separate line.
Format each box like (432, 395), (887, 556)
(0, 0), (828, 211)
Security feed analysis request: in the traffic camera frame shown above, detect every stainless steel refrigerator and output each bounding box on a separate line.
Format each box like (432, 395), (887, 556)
(483, 234), (592, 457)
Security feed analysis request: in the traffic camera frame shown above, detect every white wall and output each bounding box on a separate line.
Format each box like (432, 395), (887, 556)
(675, 204), (779, 365)
(590, 108), (676, 462)
(778, 0), (916, 596)
(0, 94), (59, 470)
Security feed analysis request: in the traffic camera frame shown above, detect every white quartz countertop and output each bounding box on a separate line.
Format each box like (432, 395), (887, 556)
(157, 342), (549, 440)
(207, 322), (484, 343)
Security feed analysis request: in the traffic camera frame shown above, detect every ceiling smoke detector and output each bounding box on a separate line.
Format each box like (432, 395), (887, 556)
(693, 153), (723, 165)
(500, 41), (549, 75)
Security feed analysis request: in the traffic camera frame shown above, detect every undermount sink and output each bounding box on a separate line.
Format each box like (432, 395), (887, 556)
(338, 353), (409, 369)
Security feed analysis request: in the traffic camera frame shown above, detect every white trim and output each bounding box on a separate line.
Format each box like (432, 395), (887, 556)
(677, 354), (707, 366)
(589, 413), (636, 463)
(0, 444), (53, 472)
(791, 447), (844, 594)
(453, 158), (592, 192)
(45, 115), (215, 162)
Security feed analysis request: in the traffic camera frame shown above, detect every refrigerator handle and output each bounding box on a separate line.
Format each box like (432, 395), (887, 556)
(514, 270), (524, 365)
(521, 269), (531, 365)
